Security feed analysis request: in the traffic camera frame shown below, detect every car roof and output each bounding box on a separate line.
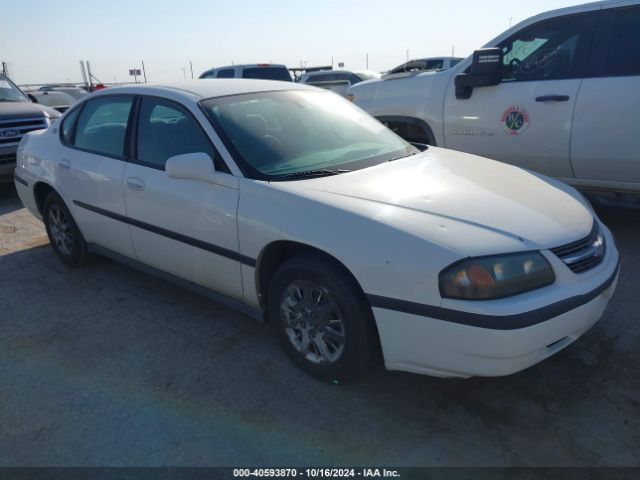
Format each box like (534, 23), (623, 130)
(304, 69), (353, 76)
(88, 80), (312, 102)
(213, 64), (288, 70)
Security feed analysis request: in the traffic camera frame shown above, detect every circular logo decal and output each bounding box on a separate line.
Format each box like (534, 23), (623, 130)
(501, 105), (529, 135)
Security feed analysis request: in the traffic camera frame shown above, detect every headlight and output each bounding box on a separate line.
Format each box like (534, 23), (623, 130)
(439, 252), (555, 300)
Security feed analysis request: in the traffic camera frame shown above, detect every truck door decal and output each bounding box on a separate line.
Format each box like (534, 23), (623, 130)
(501, 105), (529, 135)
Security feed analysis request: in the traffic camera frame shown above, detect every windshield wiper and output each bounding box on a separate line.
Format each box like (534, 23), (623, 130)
(271, 168), (351, 180)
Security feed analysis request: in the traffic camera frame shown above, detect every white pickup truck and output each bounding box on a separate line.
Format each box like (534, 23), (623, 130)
(349, 1), (640, 194)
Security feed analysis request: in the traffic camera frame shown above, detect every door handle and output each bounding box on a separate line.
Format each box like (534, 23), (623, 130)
(535, 94), (570, 102)
(59, 158), (71, 170)
(126, 176), (145, 191)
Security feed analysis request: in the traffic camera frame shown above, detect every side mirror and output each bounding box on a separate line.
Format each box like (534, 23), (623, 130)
(166, 152), (216, 183)
(27, 93), (38, 103)
(454, 48), (503, 99)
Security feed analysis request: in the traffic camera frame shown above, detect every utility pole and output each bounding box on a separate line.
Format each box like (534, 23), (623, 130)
(86, 61), (94, 90)
(181, 68), (187, 80)
(142, 60), (147, 83)
(79, 60), (88, 88)
(366, 53), (369, 70)
(189, 60), (194, 79)
(451, 45), (455, 57)
(406, 49), (409, 62)
(1, 62), (9, 77)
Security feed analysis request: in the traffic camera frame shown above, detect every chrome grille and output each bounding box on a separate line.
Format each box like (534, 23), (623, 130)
(551, 222), (605, 274)
(0, 117), (48, 147)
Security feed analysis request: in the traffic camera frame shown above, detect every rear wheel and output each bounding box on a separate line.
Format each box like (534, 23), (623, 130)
(268, 254), (378, 381)
(43, 192), (89, 267)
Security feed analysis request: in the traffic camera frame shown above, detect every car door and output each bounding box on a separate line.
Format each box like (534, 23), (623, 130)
(571, 3), (640, 186)
(123, 95), (243, 299)
(443, 10), (598, 178)
(57, 94), (136, 258)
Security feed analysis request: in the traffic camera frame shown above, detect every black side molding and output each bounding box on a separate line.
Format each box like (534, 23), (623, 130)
(14, 174), (28, 187)
(367, 260), (619, 330)
(73, 200), (257, 267)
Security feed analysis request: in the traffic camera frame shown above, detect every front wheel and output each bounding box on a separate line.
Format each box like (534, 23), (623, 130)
(268, 254), (378, 381)
(43, 191), (89, 267)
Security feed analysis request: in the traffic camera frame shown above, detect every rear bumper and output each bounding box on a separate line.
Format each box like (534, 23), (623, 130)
(373, 259), (619, 378)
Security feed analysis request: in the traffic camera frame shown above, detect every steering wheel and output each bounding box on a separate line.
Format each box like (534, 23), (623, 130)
(508, 58), (522, 72)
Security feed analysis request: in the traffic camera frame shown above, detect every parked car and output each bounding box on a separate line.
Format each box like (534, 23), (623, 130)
(349, 1), (640, 194)
(27, 90), (78, 113)
(199, 64), (292, 81)
(39, 86), (88, 101)
(0, 74), (60, 183)
(384, 57), (463, 79)
(298, 70), (381, 97)
(15, 80), (618, 380)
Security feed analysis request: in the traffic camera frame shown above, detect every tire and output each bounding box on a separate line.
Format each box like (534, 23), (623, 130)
(43, 191), (90, 267)
(268, 253), (378, 381)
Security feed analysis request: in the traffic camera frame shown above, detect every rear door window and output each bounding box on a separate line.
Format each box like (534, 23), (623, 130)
(602, 6), (640, 76)
(60, 107), (82, 144)
(72, 96), (134, 158)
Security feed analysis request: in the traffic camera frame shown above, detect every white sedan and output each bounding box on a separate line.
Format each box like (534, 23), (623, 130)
(14, 80), (619, 380)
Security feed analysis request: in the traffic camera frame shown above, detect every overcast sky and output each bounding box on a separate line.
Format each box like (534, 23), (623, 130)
(2, 0), (586, 85)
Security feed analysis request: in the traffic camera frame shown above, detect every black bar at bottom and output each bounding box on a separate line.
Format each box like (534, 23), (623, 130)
(0, 467), (637, 480)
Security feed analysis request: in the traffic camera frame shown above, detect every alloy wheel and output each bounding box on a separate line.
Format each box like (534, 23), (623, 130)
(280, 280), (347, 365)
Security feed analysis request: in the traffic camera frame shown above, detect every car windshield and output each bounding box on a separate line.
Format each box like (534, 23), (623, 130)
(201, 90), (416, 180)
(0, 75), (29, 102)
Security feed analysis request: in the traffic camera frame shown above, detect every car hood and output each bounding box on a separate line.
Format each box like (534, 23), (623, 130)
(275, 147), (594, 252)
(0, 101), (58, 121)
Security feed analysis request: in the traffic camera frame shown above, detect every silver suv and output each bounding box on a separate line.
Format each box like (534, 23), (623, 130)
(0, 74), (60, 183)
(199, 64), (292, 81)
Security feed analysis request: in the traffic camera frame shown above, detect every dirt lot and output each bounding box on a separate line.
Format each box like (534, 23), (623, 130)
(0, 183), (638, 467)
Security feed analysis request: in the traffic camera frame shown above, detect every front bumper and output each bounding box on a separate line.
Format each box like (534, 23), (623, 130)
(372, 227), (620, 378)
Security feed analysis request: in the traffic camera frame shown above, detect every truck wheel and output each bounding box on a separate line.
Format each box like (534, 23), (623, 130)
(268, 254), (378, 381)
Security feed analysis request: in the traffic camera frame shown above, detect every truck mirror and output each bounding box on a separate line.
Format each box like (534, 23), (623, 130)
(27, 93), (38, 103)
(454, 48), (503, 99)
